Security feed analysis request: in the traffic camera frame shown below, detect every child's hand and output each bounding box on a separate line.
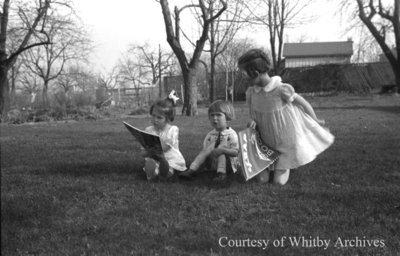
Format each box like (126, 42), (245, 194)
(247, 120), (257, 129)
(210, 148), (224, 159)
(315, 118), (326, 126)
(161, 143), (172, 153)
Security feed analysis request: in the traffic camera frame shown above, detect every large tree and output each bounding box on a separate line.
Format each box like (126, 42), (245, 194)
(22, 7), (91, 108)
(0, 0), (52, 119)
(354, 0), (399, 89)
(158, 0), (226, 116)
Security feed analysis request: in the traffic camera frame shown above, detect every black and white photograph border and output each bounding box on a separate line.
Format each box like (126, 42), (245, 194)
(1, 0), (399, 255)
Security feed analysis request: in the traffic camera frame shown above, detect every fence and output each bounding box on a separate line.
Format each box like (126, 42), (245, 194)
(163, 72), (249, 102)
(150, 62), (396, 105)
(282, 62), (395, 94)
(106, 86), (159, 108)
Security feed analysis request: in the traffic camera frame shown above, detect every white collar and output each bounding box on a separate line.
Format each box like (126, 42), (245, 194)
(254, 76), (282, 93)
(211, 127), (232, 135)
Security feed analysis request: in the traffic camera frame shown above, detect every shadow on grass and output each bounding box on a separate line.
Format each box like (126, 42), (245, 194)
(366, 106), (400, 114)
(42, 160), (143, 178)
(316, 105), (400, 114)
(38, 157), (298, 190)
(176, 169), (278, 190)
(177, 168), (300, 189)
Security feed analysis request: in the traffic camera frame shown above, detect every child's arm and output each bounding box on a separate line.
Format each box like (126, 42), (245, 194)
(247, 120), (257, 129)
(211, 130), (240, 158)
(211, 147), (239, 158)
(292, 95), (325, 125)
(161, 126), (180, 152)
(246, 87), (257, 129)
(161, 143), (172, 152)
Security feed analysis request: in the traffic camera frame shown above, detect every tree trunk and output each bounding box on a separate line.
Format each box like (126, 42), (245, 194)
(355, 0), (400, 90)
(393, 64), (400, 92)
(181, 68), (198, 116)
(159, 0), (226, 116)
(158, 44), (163, 98)
(42, 81), (49, 108)
(210, 55), (216, 102)
(0, 63), (10, 119)
(209, 17), (216, 102)
(231, 70), (235, 103)
(10, 67), (17, 108)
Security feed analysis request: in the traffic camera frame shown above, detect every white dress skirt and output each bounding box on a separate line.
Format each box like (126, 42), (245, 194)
(246, 76), (335, 170)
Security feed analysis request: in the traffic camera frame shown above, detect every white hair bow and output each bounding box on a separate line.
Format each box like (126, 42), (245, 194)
(168, 90), (179, 104)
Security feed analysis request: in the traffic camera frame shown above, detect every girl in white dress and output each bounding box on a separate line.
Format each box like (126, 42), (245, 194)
(141, 91), (186, 180)
(238, 49), (334, 185)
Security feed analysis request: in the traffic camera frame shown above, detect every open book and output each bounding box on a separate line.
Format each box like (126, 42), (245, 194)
(123, 121), (163, 155)
(238, 128), (280, 181)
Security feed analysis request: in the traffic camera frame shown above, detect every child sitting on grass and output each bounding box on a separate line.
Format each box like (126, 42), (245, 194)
(141, 91), (186, 180)
(180, 100), (239, 182)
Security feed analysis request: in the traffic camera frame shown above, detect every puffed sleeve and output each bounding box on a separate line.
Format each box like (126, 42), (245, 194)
(229, 130), (239, 150)
(280, 83), (298, 103)
(164, 125), (179, 148)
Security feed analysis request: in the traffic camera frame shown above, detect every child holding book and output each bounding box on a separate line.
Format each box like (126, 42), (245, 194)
(238, 48), (334, 185)
(141, 91), (186, 180)
(180, 100), (239, 182)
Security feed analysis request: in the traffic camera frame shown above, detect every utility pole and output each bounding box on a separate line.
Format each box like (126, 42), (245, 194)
(158, 44), (163, 98)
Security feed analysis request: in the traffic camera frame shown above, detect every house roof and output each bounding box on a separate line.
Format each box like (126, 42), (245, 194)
(283, 41), (353, 57)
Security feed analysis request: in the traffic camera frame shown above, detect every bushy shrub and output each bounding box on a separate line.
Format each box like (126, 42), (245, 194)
(72, 92), (94, 107)
(7, 109), (27, 124)
(48, 107), (66, 121)
(65, 106), (96, 120)
(129, 106), (149, 116)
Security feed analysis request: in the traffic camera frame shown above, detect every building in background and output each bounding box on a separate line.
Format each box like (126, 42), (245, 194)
(283, 41), (353, 68)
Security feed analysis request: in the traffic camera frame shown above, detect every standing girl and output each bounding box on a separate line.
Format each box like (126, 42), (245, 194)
(238, 49), (334, 185)
(141, 91), (186, 180)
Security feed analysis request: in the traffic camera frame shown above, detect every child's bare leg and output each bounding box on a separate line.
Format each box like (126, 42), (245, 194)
(144, 158), (159, 180)
(149, 151), (170, 178)
(216, 155), (227, 174)
(257, 170), (270, 183)
(273, 169), (290, 185)
(189, 148), (212, 171)
(213, 155), (227, 181)
(180, 148), (212, 178)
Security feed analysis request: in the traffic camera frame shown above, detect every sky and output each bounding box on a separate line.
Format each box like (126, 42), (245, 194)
(73, 0), (347, 72)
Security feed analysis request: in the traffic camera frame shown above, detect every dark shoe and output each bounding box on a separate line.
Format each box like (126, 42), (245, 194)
(178, 169), (196, 180)
(144, 158), (158, 181)
(213, 173), (227, 182)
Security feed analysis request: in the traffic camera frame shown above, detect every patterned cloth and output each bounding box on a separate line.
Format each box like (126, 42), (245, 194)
(201, 127), (240, 173)
(246, 76), (334, 169)
(145, 124), (186, 172)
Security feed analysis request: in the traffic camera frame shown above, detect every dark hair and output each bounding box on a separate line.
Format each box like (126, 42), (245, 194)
(238, 49), (271, 78)
(208, 100), (235, 121)
(150, 98), (176, 122)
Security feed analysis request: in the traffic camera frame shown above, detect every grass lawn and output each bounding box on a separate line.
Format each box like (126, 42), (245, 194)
(1, 94), (400, 256)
